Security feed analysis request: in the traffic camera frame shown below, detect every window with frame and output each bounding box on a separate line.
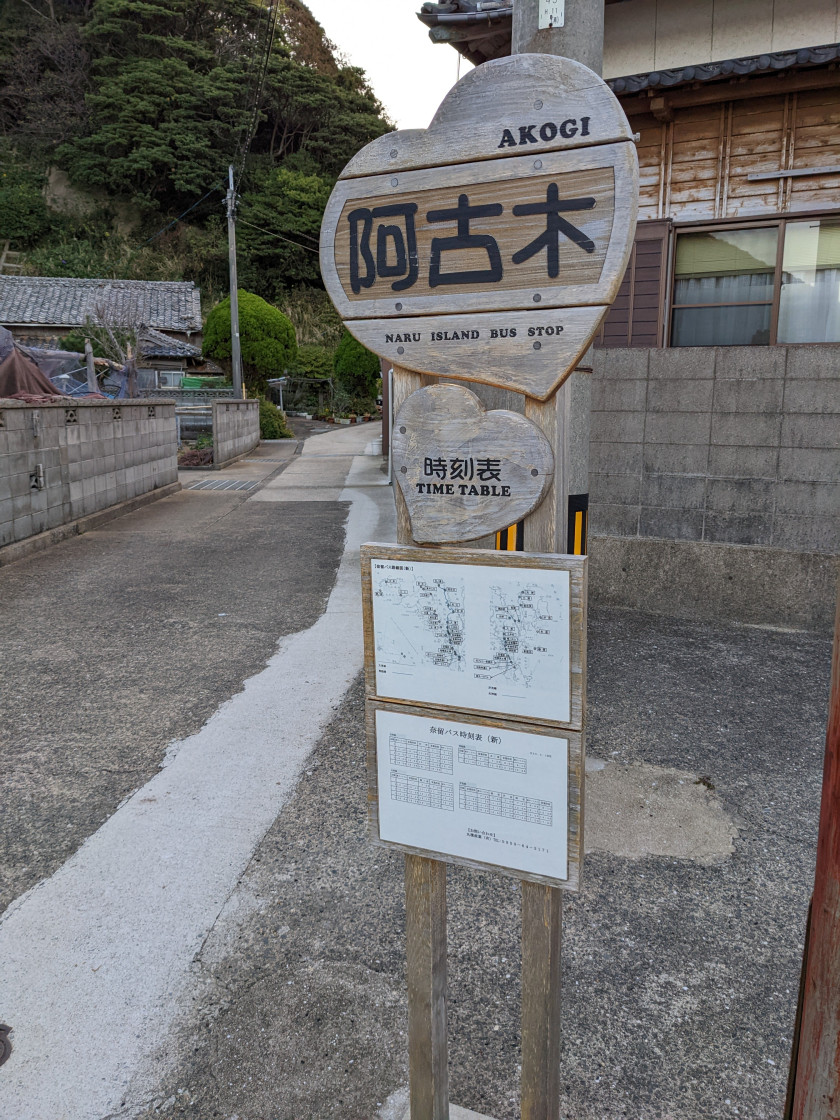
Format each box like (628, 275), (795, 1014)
(671, 217), (840, 346)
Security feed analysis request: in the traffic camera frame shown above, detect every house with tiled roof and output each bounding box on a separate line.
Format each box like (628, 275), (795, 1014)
(0, 276), (203, 349)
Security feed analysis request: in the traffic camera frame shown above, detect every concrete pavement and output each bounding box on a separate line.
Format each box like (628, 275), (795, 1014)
(0, 419), (834, 1120)
(0, 422), (396, 1120)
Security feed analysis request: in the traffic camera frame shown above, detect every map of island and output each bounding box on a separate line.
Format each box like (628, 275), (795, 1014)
(373, 568), (465, 673)
(371, 558), (571, 722)
(475, 582), (558, 689)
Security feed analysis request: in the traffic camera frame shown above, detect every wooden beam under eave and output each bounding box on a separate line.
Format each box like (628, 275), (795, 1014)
(618, 65), (840, 116)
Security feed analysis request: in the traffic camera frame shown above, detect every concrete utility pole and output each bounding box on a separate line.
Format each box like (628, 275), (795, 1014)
(226, 165), (244, 400)
(512, 0), (603, 561)
(512, 0), (603, 71)
(510, 5), (605, 1119)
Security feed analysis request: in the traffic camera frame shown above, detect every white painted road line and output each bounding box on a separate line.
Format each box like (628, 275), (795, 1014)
(0, 436), (395, 1120)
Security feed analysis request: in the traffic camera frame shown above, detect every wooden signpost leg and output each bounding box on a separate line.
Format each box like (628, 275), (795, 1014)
(521, 884), (563, 1120)
(393, 365), (451, 1119)
(406, 854), (450, 1120)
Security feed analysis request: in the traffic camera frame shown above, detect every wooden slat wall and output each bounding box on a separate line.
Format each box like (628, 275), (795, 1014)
(727, 96), (787, 216)
(669, 106), (725, 222)
(630, 85), (840, 223)
(595, 219), (671, 349)
(789, 88), (840, 212)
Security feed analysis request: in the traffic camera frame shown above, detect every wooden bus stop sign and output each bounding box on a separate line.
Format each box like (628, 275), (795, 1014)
(320, 53), (638, 400)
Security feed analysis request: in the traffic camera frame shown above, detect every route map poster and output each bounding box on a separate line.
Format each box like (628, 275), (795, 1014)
(369, 555), (571, 723)
(375, 708), (569, 881)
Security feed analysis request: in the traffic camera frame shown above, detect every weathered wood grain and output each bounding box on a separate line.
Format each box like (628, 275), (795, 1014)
(790, 590), (840, 1120)
(405, 853), (449, 1120)
(392, 383), (554, 542)
(339, 54), (633, 181)
(520, 882), (563, 1120)
(365, 699), (584, 892)
(334, 166), (615, 303)
(321, 142), (638, 322)
(344, 305), (608, 401)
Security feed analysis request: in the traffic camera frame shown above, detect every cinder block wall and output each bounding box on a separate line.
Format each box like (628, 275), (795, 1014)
(590, 345), (839, 552)
(589, 345), (839, 629)
(0, 399), (177, 548)
(212, 400), (260, 467)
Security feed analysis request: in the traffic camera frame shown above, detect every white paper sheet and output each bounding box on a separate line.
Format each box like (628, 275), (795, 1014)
(376, 709), (569, 880)
(370, 557), (571, 722)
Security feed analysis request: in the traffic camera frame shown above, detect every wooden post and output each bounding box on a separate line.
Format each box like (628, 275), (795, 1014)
(84, 337), (97, 395)
(521, 885), (563, 1120)
(790, 583), (840, 1119)
(406, 854), (449, 1120)
(395, 367), (450, 1120)
(512, 5), (604, 1117)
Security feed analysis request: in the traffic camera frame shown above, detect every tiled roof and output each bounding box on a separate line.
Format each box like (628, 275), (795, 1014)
(608, 42), (840, 94)
(138, 327), (202, 359)
(0, 276), (202, 333)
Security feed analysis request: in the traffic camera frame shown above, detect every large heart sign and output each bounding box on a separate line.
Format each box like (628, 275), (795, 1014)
(321, 53), (638, 400)
(393, 383), (554, 544)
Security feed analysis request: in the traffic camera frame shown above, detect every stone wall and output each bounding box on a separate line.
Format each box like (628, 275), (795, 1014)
(213, 399), (260, 467)
(0, 399), (177, 548)
(589, 344), (839, 629)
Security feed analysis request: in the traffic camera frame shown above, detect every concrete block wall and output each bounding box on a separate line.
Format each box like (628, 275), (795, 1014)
(212, 400), (260, 467)
(590, 344), (840, 555)
(0, 400), (177, 548)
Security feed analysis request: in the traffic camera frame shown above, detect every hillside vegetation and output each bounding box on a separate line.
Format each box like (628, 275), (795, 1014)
(0, 0), (392, 314)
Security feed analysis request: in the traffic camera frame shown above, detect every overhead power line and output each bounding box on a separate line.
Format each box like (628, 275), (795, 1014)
(235, 0), (285, 192)
(236, 218), (321, 254)
(136, 184), (224, 248)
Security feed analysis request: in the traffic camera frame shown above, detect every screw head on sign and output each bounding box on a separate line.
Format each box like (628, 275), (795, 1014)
(0, 1024), (11, 1068)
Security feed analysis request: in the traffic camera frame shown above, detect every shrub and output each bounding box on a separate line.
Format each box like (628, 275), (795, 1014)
(259, 397), (294, 439)
(293, 343), (333, 380)
(204, 290), (297, 396)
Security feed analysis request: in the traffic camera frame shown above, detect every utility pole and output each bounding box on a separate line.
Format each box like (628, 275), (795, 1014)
(226, 164), (244, 400)
(789, 584), (840, 1119)
(510, 6), (605, 1119)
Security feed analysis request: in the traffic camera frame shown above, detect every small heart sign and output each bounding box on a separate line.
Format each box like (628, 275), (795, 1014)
(393, 384), (554, 544)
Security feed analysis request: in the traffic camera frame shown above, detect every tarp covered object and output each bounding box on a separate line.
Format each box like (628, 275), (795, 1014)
(0, 345), (67, 400)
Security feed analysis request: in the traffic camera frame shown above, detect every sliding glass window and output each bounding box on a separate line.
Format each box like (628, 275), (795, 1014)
(671, 217), (840, 346)
(671, 228), (778, 347)
(777, 219), (840, 343)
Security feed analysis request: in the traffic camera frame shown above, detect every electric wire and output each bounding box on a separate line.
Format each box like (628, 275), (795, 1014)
(235, 0), (285, 194)
(230, 0), (272, 165)
(236, 217), (320, 253)
(135, 183), (225, 249)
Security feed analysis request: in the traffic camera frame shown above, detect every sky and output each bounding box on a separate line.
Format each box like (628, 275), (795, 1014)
(304, 0), (473, 130)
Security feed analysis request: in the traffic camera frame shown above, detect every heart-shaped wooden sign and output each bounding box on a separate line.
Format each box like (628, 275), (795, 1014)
(321, 53), (638, 400)
(393, 383), (554, 543)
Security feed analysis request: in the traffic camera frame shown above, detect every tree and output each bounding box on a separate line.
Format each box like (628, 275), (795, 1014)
(333, 329), (380, 402)
(238, 166), (331, 296)
(204, 290), (297, 395)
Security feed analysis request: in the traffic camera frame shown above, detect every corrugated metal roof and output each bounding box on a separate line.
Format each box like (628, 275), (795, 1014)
(0, 277), (202, 333)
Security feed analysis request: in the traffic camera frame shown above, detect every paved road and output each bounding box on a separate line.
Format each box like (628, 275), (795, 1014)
(0, 421), (834, 1120)
(0, 422), (396, 1120)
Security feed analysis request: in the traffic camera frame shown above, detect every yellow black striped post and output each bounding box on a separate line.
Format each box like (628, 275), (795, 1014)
(567, 494), (589, 556)
(495, 521), (524, 551)
(496, 495), (588, 556)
